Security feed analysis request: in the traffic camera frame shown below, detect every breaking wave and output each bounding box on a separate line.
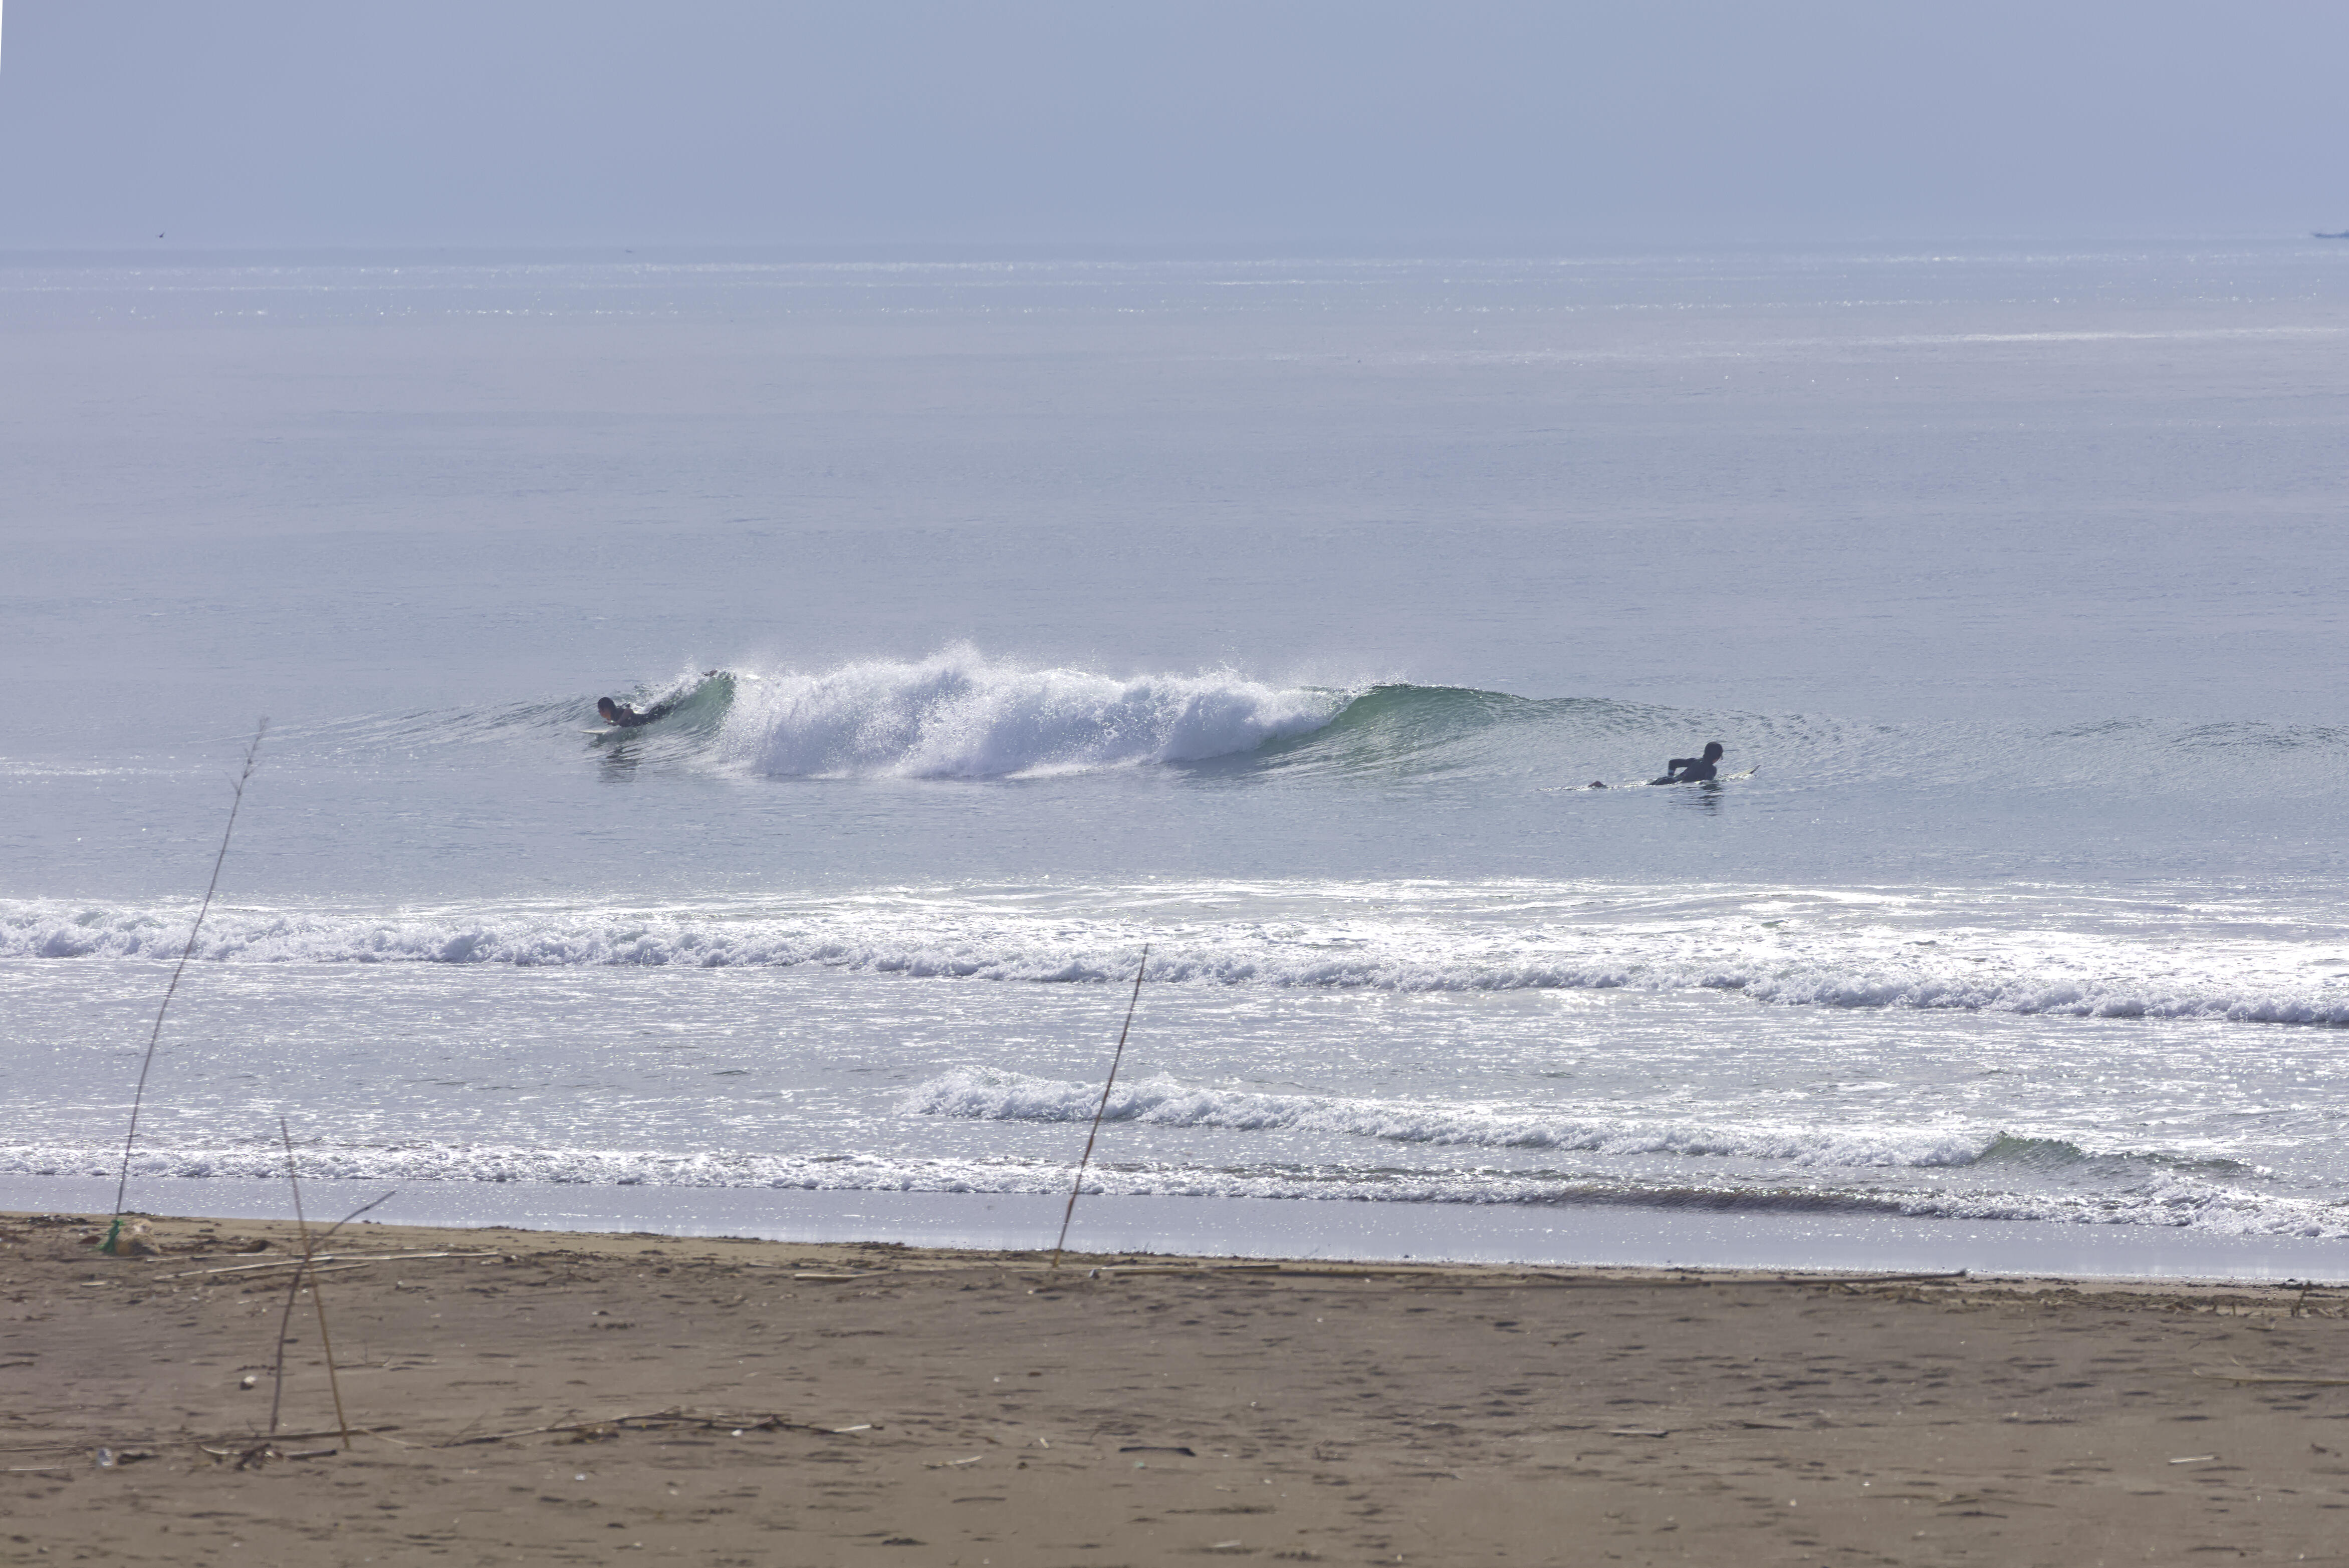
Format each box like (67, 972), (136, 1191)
(717, 648), (1342, 777)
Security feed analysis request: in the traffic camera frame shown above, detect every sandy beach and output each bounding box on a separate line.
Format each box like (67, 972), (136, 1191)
(5, 1211), (2347, 1565)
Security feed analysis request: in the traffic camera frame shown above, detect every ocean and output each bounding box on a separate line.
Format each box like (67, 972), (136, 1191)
(4, 242), (2346, 1276)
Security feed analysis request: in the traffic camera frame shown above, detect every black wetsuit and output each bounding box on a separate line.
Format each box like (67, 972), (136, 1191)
(602, 699), (677, 729)
(1663, 753), (1718, 782)
(1650, 743), (1725, 785)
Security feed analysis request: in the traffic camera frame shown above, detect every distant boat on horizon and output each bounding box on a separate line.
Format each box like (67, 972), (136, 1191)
(2315, 229), (2349, 239)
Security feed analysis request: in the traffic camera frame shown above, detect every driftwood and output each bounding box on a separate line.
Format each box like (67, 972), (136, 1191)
(158, 1251), (497, 1280)
(433, 1409), (844, 1448)
(203, 1442), (341, 1469)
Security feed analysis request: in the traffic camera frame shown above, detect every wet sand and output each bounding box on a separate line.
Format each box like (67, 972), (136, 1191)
(5, 1210), (2347, 1564)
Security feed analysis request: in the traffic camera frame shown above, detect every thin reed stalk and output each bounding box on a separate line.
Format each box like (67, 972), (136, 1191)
(106, 719), (268, 1254)
(1051, 943), (1149, 1269)
(264, 1145), (394, 1445)
(276, 1120), (353, 1449)
(265, 1234), (303, 1437)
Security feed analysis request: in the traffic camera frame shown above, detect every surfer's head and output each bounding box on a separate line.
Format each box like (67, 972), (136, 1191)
(1702, 741), (1724, 762)
(597, 697), (619, 722)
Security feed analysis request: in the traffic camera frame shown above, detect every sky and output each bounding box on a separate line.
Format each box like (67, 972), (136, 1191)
(0, 1), (2344, 249)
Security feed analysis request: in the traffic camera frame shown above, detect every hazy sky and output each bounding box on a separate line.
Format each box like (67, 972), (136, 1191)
(2, 1), (2343, 248)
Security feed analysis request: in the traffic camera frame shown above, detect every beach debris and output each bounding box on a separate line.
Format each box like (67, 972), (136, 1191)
(1120, 1445), (1197, 1456)
(1607, 1428), (1670, 1438)
(1101, 1262), (1280, 1276)
(2169, 1455), (2218, 1465)
(831, 1424), (872, 1434)
(2282, 1278), (2333, 1317)
(93, 1448), (114, 1468)
(437, 1409), (827, 1447)
(106, 1223), (160, 1257)
(239, 1375), (258, 1390)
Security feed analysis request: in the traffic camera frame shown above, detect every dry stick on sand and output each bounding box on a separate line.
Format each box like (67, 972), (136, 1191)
(265, 1128), (394, 1451)
(1051, 943), (1150, 1270)
(105, 719), (268, 1255)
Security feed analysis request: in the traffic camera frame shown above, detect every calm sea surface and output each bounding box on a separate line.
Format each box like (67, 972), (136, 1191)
(5, 244), (2346, 1272)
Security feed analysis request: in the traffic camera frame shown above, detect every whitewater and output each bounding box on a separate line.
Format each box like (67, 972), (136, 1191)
(4, 243), (2346, 1276)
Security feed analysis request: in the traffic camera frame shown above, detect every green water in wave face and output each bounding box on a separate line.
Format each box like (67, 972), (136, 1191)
(5, 245), (2346, 1254)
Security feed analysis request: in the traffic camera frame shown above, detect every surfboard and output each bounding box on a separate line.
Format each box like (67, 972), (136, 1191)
(1551, 764), (1762, 791)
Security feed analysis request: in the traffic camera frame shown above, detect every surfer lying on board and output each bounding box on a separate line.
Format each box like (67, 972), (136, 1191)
(596, 695), (679, 729)
(595, 672), (734, 730)
(1653, 741), (1724, 785)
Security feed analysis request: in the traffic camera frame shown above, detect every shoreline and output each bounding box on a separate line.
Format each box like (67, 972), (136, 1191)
(8, 1209), (2349, 1563)
(10, 1174), (2347, 1284)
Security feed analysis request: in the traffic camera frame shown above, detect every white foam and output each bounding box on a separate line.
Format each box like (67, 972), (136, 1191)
(717, 647), (1340, 777)
(10, 882), (2348, 1025)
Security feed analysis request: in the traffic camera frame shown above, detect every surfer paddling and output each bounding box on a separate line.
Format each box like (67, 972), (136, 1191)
(1653, 741), (1724, 785)
(1584, 740), (1732, 789)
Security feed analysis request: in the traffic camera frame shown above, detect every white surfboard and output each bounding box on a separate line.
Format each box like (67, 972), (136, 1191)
(1548, 764), (1762, 791)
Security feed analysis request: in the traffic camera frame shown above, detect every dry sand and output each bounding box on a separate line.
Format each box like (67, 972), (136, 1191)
(5, 1210), (2348, 1565)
